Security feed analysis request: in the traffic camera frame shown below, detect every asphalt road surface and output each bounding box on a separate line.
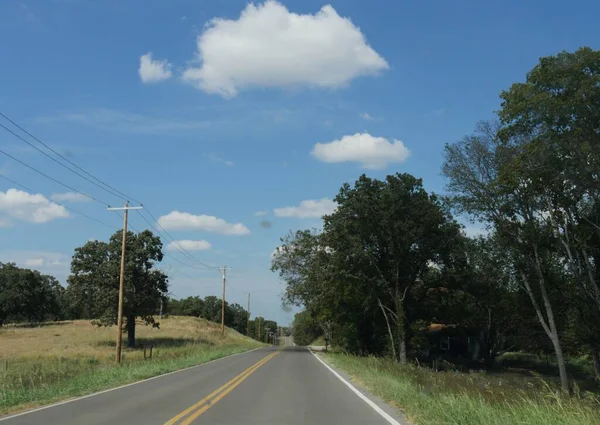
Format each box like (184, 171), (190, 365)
(1, 346), (406, 425)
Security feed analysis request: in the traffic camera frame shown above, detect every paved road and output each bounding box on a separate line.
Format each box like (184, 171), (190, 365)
(1, 347), (405, 425)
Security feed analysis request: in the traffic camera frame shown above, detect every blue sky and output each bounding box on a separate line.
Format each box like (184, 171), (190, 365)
(1, 0), (598, 325)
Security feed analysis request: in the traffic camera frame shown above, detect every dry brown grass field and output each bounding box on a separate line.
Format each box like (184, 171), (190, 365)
(0, 316), (260, 413)
(0, 316), (250, 361)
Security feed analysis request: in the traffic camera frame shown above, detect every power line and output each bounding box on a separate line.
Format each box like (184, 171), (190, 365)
(0, 122), (130, 205)
(112, 210), (209, 272)
(0, 147), (109, 205)
(0, 174), (117, 229)
(135, 209), (215, 270)
(135, 210), (195, 262)
(142, 207), (216, 269)
(0, 112), (142, 205)
(164, 252), (214, 271)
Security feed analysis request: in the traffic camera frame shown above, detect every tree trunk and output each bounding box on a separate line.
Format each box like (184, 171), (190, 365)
(395, 293), (408, 364)
(592, 346), (600, 379)
(126, 315), (136, 348)
(378, 298), (397, 361)
(520, 245), (570, 392)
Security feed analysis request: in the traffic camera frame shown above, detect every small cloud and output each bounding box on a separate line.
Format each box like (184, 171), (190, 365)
(167, 240), (212, 251)
(206, 153), (234, 166)
(259, 220), (272, 229)
(51, 192), (91, 203)
(360, 112), (381, 121)
(274, 198), (337, 219)
(2, 251), (68, 271)
(254, 211), (268, 217)
(181, 16), (188, 21)
(158, 210), (250, 235)
(24, 258), (45, 267)
(0, 188), (69, 223)
(139, 52), (173, 83)
(431, 108), (446, 116)
(312, 133), (410, 169)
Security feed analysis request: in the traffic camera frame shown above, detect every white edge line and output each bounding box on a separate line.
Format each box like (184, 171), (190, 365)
(0, 347), (261, 422)
(310, 350), (402, 425)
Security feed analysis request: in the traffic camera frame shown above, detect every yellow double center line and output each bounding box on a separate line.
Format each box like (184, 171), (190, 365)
(164, 351), (281, 425)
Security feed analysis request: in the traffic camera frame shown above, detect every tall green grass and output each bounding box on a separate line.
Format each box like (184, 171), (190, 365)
(322, 353), (600, 425)
(0, 343), (258, 414)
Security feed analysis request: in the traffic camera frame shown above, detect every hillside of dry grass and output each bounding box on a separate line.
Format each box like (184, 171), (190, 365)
(0, 316), (261, 413)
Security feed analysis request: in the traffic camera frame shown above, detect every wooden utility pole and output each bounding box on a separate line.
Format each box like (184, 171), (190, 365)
(217, 266), (230, 335)
(107, 202), (143, 364)
(246, 293), (251, 337)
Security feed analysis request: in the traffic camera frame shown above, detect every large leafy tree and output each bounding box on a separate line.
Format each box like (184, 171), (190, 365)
(323, 173), (462, 363)
(292, 310), (322, 346)
(442, 121), (572, 391)
(0, 263), (63, 325)
(273, 174), (463, 362)
(498, 48), (600, 377)
(201, 295), (222, 323)
(67, 230), (168, 348)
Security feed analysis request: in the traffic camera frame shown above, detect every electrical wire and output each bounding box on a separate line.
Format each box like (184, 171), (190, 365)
(0, 147), (109, 205)
(0, 111), (142, 205)
(0, 111), (224, 275)
(136, 209), (215, 270)
(142, 207), (216, 269)
(0, 174), (117, 229)
(0, 122), (131, 205)
(113, 210), (212, 271)
(135, 210), (196, 263)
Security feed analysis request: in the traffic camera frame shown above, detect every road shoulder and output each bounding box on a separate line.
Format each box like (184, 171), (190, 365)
(311, 350), (411, 425)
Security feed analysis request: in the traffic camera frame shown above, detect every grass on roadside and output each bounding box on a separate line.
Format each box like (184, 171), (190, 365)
(0, 317), (261, 414)
(321, 353), (600, 425)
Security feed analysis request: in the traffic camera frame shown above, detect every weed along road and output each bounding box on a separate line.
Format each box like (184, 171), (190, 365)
(0, 347), (405, 425)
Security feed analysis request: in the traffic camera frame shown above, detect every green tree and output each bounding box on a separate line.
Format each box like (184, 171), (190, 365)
(170, 296), (204, 317)
(67, 230), (168, 348)
(322, 173), (462, 363)
(0, 263), (63, 325)
(498, 47), (600, 375)
(292, 310), (322, 346)
(442, 121), (571, 391)
(201, 296), (222, 323)
(227, 302), (248, 334)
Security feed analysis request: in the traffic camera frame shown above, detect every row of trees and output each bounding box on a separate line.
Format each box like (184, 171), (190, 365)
(1, 229), (273, 347)
(167, 295), (279, 342)
(272, 47), (600, 392)
(0, 262), (65, 326)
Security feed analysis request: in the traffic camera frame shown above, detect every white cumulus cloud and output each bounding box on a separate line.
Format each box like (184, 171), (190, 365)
(158, 211), (250, 235)
(181, 1), (388, 97)
(139, 52), (173, 83)
(0, 189), (69, 223)
(51, 192), (90, 203)
(360, 112), (376, 121)
(167, 240), (212, 251)
(253, 210), (268, 217)
(274, 198), (337, 219)
(312, 133), (410, 169)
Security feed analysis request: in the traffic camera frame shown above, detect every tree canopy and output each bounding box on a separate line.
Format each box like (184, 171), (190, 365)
(67, 229), (168, 348)
(273, 47), (600, 390)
